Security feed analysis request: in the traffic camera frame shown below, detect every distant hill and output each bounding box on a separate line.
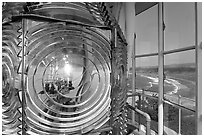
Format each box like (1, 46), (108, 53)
(129, 63), (196, 73)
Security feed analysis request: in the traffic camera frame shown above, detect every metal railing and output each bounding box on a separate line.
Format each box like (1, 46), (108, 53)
(127, 89), (196, 135)
(128, 89), (195, 112)
(126, 103), (151, 135)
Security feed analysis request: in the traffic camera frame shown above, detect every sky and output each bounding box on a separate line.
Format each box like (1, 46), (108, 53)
(134, 2), (202, 67)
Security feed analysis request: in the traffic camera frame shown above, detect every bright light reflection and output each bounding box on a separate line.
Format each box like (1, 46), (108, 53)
(64, 63), (72, 76)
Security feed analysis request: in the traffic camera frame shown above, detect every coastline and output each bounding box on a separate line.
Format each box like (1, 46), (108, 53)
(133, 73), (195, 110)
(139, 73), (186, 95)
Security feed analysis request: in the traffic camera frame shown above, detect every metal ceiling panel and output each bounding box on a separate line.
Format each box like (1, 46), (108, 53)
(135, 2), (158, 16)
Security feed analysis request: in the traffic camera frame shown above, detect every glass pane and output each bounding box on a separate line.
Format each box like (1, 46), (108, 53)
(164, 50), (196, 135)
(136, 56), (158, 68)
(127, 56), (159, 133)
(163, 103), (196, 135)
(135, 5), (158, 55)
(127, 56), (159, 92)
(164, 2), (195, 51)
(164, 50), (196, 99)
(197, 2), (202, 44)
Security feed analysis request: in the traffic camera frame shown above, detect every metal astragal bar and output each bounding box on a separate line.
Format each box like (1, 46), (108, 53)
(131, 33), (136, 124)
(158, 2), (164, 135)
(195, 2), (202, 135)
(135, 45), (196, 58)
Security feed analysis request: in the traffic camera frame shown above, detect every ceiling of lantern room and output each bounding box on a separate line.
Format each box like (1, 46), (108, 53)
(135, 2), (158, 16)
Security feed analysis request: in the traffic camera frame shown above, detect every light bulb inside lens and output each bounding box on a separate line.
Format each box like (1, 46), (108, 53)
(64, 63), (72, 76)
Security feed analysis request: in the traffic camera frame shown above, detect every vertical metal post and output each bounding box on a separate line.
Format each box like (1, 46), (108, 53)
(114, 27), (117, 48)
(142, 89), (145, 111)
(131, 33), (136, 124)
(178, 95), (181, 135)
(195, 2), (202, 135)
(158, 2), (164, 135)
(138, 94), (141, 130)
(146, 118), (151, 135)
(21, 18), (26, 135)
(125, 2), (136, 73)
(140, 89), (145, 132)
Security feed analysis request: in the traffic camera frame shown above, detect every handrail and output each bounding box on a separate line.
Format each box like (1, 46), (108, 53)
(126, 103), (151, 135)
(127, 91), (196, 112)
(128, 88), (196, 135)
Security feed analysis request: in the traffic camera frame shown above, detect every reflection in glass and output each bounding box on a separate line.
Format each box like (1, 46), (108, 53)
(25, 22), (111, 134)
(2, 64), (11, 95)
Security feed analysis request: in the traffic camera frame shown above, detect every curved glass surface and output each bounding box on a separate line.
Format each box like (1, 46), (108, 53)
(25, 21), (111, 134)
(2, 24), (22, 135)
(26, 2), (103, 26)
